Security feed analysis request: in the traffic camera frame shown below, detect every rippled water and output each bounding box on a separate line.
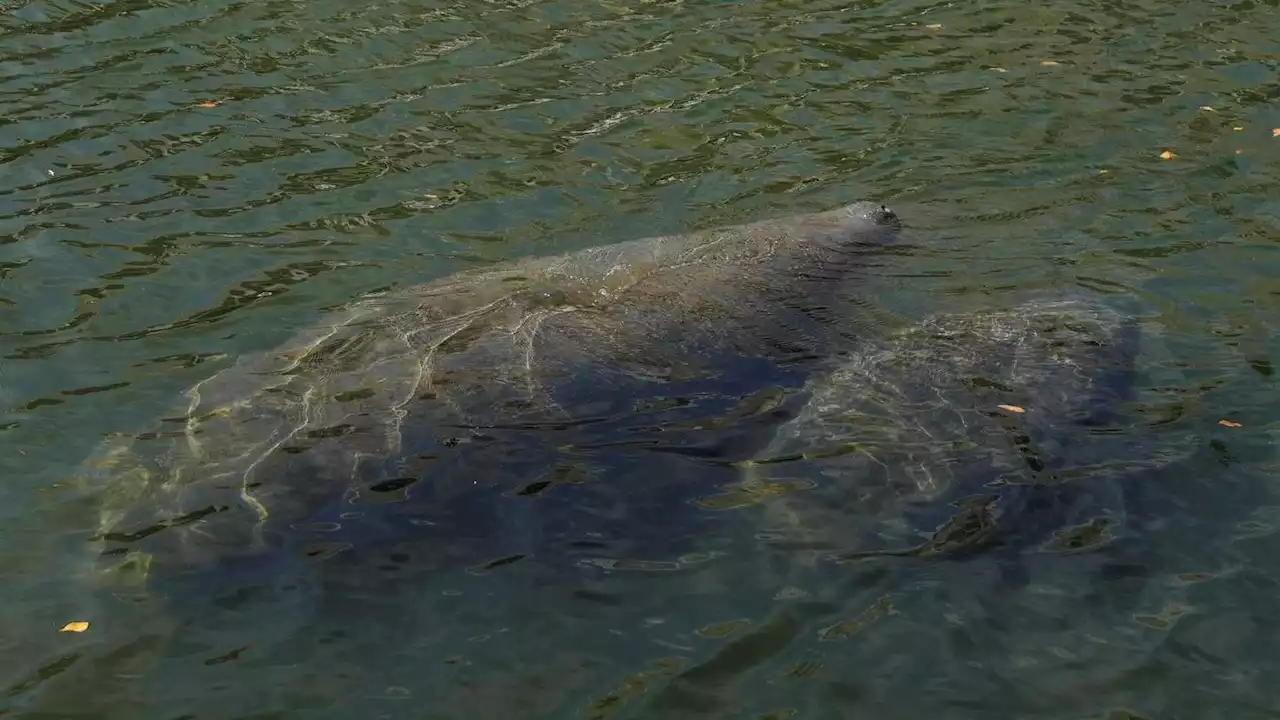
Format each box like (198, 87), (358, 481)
(2, 0), (1278, 716)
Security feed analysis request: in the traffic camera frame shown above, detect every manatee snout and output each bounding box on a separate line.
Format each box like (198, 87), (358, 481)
(844, 201), (900, 230)
(796, 200), (901, 254)
(837, 200), (902, 240)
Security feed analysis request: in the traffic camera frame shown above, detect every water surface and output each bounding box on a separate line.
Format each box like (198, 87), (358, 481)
(1, 0), (1278, 717)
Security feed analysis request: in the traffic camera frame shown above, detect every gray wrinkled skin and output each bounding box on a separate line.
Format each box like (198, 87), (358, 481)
(78, 201), (901, 586)
(727, 297), (1192, 563)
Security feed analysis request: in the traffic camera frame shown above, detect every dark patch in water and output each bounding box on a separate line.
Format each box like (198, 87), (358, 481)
(1248, 357), (1273, 377)
(1042, 516), (1116, 553)
(305, 424), (355, 439)
(469, 554), (527, 574)
(95, 504), (227, 544)
(368, 476), (417, 493)
(203, 646), (248, 666)
(517, 479), (553, 496)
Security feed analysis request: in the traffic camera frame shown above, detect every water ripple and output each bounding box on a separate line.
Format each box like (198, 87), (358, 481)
(0, 0), (1277, 715)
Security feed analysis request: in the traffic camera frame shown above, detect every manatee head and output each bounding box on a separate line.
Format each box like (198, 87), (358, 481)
(813, 200), (902, 246)
(765, 200), (902, 278)
(843, 201), (901, 229)
(739, 199), (901, 301)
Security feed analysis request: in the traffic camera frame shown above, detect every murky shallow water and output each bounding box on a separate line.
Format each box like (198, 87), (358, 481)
(2, 0), (1278, 717)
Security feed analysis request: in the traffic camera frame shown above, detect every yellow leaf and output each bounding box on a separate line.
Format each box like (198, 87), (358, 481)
(1159, 150), (1176, 160)
(1040, 60), (1061, 66)
(59, 621), (90, 633)
(1218, 419), (1242, 428)
(925, 23), (942, 29)
(997, 404), (1026, 414)
(1272, 128), (1280, 137)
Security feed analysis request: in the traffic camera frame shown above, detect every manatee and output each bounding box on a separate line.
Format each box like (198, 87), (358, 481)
(77, 200), (903, 600)
(719, 295), (1192, 583)
(636, 298), (1201, 719)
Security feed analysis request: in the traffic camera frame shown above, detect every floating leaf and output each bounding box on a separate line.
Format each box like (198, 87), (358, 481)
(59, 621), (90, 633)
(997, 404), (1026, 414)
(1233, 126), (1244, 131)
(1199, 106), (1215, 112)
(197, 102), (219, 108)
(1273, 128), (1280, 137)
(925, 23), (942, 29)
(1040, 60), (1061, 66)
(1159, 150), (1176, 160)
(1218, 419), (1242, 428)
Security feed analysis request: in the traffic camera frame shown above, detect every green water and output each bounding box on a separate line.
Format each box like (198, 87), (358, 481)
(2, 0), (1278, 716)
